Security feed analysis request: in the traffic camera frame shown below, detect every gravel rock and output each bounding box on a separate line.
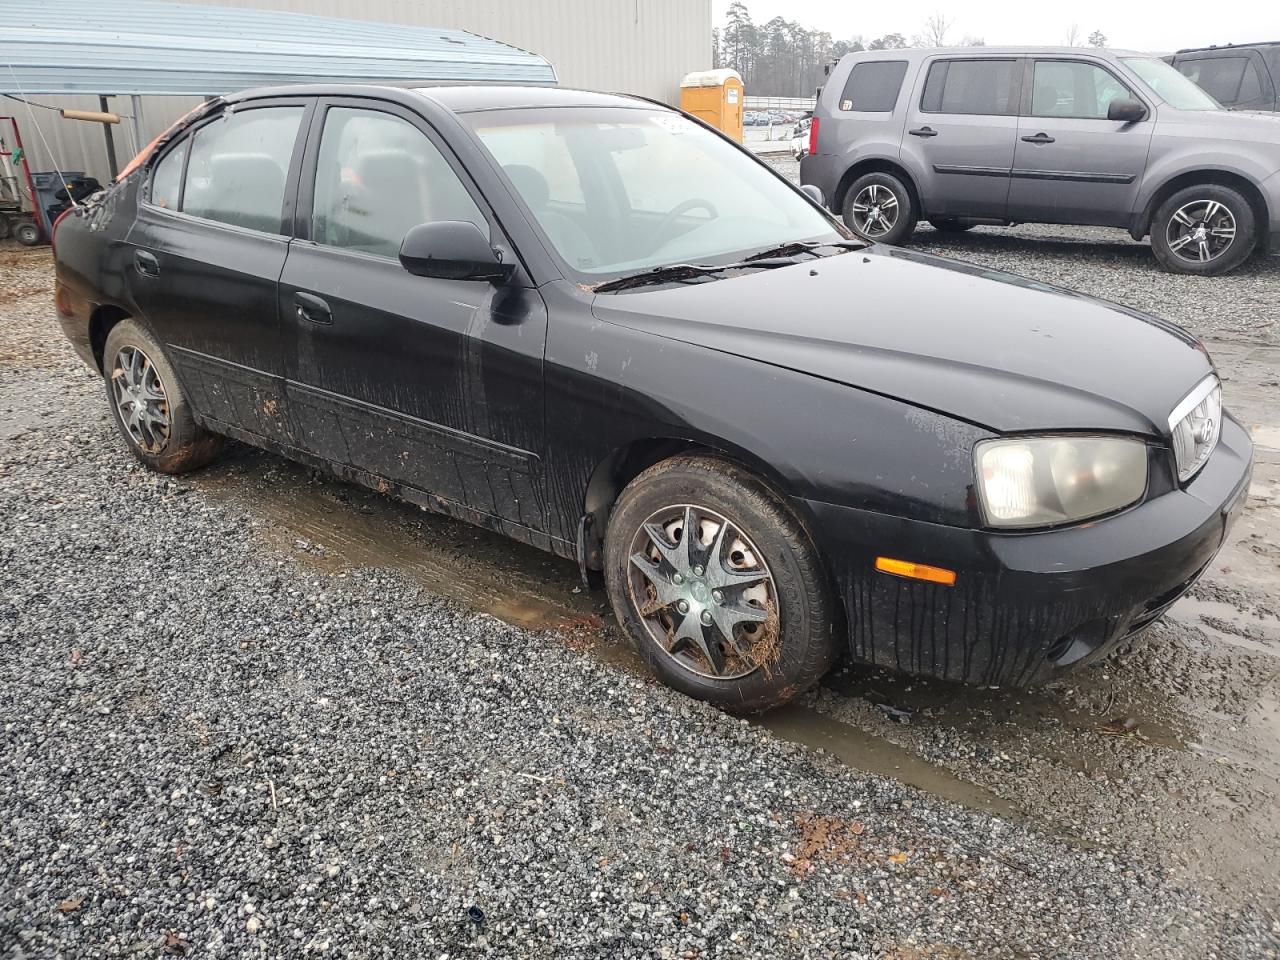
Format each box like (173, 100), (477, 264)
(2, 242), (1278, 959)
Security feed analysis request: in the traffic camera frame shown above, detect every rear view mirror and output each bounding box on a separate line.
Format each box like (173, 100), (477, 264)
(399, 221), (514, 283)
(1108, 98), (1148, 123)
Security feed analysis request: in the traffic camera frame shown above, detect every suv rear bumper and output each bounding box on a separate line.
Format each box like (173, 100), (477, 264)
(799, 153), (843, 212)
(802, 414), (1253, 687)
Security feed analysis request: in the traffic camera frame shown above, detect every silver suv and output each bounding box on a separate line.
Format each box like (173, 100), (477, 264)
(800, 47), (1280, 275)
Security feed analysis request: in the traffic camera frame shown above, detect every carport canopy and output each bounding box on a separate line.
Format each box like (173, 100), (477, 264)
(0, 0), (557, 95)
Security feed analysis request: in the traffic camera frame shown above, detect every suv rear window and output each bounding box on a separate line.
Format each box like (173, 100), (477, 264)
(839, 61), (908, 112)
(1176, 56), (1251, 104)
(921, 59), (1019, 116)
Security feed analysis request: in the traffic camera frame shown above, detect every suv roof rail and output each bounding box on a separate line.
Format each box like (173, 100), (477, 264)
(1175, 40), (1280, 54)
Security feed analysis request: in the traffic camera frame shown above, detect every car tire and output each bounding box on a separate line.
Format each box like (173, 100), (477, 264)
(0, 215), (11, 240)
(1151, 184), (1256, 276)
(14, 220), (40, 246)
(842, 171), (917, 245)
(929, 218), (974, 233)
(102, 319), (222, 474)
(603, 453), (840, 714)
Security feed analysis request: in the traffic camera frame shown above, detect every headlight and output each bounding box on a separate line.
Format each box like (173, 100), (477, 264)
(975, 436), (1148, 528)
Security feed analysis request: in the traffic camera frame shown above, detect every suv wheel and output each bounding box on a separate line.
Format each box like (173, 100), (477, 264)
(842, 172), (917, 245)
(1151, 184), (1256, 275)
(103, 319), (223, 474)
(603, 454), (839, 714)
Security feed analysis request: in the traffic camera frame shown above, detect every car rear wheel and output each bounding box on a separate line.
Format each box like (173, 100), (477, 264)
(103, 319), (222, 474)
(1151, 184), (1256, 276)
(929, 218), (974, 233)
(842, 172), (917, 245)
(604, 454), (839, 714)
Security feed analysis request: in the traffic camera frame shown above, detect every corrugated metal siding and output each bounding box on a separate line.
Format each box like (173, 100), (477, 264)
(4, 0), (710, 184)
(1, 0), (556, 94)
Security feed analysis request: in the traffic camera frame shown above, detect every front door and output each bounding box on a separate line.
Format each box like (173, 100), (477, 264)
(126, 99), (312, 446)
(1007, 58), (1155, 226)
(900, 56), (1024, 219)
(279, 98), (550, 533)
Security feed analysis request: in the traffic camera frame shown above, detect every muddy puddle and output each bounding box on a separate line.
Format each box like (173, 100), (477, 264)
(195, 436), (1280, 905)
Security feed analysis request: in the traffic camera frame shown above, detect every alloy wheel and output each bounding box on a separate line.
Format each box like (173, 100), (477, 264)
(1166, 199), (1236, 264)
(111, 345), (171, 454)
(626, 504), (780, 680)
(850, 183), (899, 239)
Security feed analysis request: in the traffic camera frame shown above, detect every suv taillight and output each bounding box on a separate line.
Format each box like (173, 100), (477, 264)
(808, 117), (820, 156)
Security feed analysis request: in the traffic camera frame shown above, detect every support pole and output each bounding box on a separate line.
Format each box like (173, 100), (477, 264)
(130, 95), (145, 160)
(99, 96), (119, 179)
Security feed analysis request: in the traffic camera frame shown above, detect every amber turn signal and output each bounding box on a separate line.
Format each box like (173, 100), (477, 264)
(874, 556), (957, 586)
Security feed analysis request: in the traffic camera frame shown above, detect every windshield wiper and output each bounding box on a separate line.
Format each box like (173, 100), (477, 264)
(743, 239), (864, 262)
(591, 257), (799, 293)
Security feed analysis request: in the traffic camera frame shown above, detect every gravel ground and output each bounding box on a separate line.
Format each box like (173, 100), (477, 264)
(2, 224), (1279, 960)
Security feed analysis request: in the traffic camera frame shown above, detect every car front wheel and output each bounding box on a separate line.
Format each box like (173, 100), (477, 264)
(103, 319), (222, 474)
(604, 454), (840, 714)
(842, 172), (917, 245)
(1150, 184), (1256, 275)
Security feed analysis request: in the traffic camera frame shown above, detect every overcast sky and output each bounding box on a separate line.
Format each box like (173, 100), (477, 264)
(712, 1), (1270, 55)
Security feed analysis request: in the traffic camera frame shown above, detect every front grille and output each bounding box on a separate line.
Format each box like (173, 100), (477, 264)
(1168, 375), (1222, 483)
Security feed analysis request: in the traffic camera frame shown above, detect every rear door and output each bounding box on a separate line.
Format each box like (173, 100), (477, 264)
(126, 98), (312, 446)
(1173, 51), (1276, 111)
(1007, 58), (1154, 226)
(900, 56), (1023, 218)
(278, 97), (549, 532)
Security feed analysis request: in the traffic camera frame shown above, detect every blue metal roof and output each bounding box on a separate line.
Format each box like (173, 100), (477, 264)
(0, 0), (557, 95)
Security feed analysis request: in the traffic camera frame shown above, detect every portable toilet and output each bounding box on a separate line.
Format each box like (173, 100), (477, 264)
(680, 69), (744, 142)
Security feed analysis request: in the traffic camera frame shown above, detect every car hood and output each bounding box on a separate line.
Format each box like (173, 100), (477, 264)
(1160, 105), (1280, 144)
(589, 245), (1213, 436)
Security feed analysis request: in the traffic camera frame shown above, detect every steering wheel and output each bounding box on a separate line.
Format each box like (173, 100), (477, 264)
(648, 198), (719, 249)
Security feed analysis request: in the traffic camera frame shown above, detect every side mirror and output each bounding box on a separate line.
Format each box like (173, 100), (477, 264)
(1107, 98), (1148, 123)
(800, 184), (825, 206)
(399, 221), (514, 283)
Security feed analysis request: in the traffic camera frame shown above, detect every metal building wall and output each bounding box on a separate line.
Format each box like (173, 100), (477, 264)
(7, 0), (711, 185)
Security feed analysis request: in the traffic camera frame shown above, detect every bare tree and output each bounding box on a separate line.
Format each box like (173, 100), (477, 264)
(1064, 23), (1081, 46)
(920, 12), (953, 48)
(960, 35), (986, 47)
(1088, 29), (1108, 48)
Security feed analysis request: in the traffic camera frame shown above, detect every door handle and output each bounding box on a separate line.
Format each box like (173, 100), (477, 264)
(293, 291), (332, 325)
(908, 126), (938, 138)
(133, 250), (160, 278)
(1021, 133), (1056, 144)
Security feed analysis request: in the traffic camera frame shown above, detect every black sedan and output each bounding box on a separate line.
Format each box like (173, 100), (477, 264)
(53, 84), (1252, 712)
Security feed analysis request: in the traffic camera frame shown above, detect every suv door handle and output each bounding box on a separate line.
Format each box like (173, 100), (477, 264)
(133, 250), (160, 278)
(908, 126), (938, 138)
(293, 292), (332, 325)
(1021, 133), (1056, 144)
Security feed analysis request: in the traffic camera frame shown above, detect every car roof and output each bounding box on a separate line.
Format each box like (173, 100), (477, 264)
(1175, 40), (1280, 54)
(221, 83), (653, 113)
(839, 45), (1151, 61)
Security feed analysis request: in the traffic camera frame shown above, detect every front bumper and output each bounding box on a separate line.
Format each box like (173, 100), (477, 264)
(804, 414), (1253, 687)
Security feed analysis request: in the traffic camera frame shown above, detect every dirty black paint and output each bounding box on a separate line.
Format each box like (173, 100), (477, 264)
(51, 82), (1254, 689)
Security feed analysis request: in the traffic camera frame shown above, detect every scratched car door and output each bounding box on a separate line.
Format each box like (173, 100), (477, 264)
(278, 98), (550, 535)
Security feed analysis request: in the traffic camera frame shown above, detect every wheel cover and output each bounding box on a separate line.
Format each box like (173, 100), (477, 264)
(626, 504), (780, 681)
(850, 183), (899, 239)
(111, 345), (171, 454)
(1166, 199), (1236, 264)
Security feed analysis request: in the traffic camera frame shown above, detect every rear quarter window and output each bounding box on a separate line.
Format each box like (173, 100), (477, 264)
(838, 61), (909, 112)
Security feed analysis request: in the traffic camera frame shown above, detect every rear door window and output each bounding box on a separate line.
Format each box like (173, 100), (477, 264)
(839, 61), (909, 112)
(921, 59), (1020, 116)
(182, 106), (304, 233)
(1030, 60), (1136, 119)
(1175, 56), (1250, 104)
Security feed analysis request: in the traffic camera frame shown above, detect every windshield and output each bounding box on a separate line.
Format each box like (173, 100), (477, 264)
(466, 107), (844, 279)
(1122, 57), (1222, 111)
